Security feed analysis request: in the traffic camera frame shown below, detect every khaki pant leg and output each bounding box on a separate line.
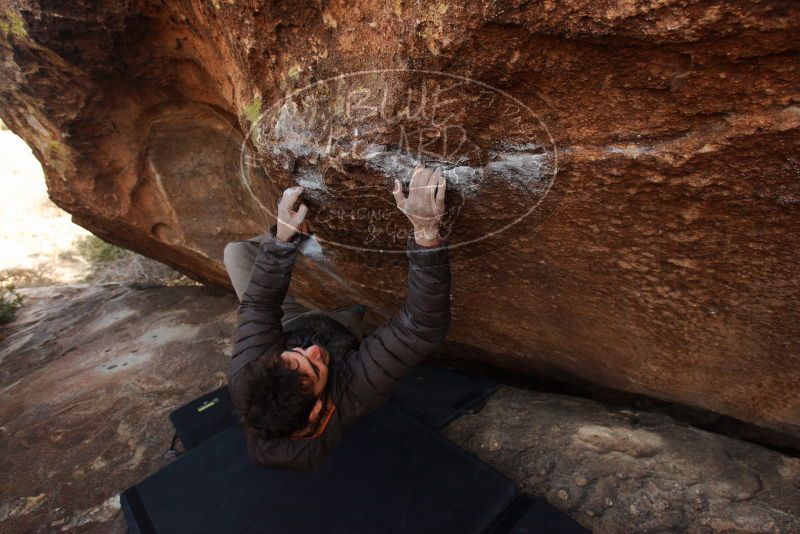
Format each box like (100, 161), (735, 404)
(222, 234), (264, 302)
(223, 234), (311, 323)
(223, 235), (361, 335)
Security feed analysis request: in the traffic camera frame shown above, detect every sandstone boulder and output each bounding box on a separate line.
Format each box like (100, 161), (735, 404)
(0, 1), (798, 443)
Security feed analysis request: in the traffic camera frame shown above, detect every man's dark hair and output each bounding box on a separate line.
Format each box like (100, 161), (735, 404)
(242, 358), (316, 439)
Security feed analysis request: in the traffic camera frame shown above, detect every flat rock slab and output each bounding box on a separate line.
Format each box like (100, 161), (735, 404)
(0, 283), (237, 533)
(443, 388), (800, 533)
(1, 283), (798, 533)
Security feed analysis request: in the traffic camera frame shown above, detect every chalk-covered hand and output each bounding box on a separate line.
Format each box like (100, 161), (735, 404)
(393, 166), (446, 247)
(275, 186), (309, 242)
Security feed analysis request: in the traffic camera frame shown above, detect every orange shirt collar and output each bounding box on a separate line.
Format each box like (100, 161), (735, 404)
(288, 403), (336, 441)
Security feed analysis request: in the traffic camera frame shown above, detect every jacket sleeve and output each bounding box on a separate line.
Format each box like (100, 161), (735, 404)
(340, 237), (451, 423)
(228, 232), (300, 404)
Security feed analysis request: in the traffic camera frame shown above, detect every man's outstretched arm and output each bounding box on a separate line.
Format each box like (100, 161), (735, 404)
(340, 166), (451, 422)
(229, 188), (308, 380)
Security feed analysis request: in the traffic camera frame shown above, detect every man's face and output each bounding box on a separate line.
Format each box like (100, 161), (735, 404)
(280, 345), (330, 399)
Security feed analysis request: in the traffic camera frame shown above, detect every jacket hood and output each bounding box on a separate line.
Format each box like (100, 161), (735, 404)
(243, 405), (344, 471)
(239, 348), (353, 471)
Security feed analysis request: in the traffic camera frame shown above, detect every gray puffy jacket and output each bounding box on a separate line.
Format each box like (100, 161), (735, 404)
(227, 233), (451, 470)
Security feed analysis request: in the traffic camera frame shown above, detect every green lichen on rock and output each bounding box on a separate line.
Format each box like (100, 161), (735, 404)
(288, 64), (302, 81)
(244, 94), (262, 125)
(46, 140), (68, 162)
(0, 11), (27, 38)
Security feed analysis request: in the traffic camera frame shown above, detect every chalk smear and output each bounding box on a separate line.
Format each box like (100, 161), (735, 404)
(262, 102), (554, 200)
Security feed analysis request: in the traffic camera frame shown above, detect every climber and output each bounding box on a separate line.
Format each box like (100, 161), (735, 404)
(223, 165), (451, 470)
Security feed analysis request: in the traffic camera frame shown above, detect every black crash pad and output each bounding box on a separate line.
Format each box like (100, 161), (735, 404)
(169, 364), (498, 452)
(168, 387), (236, 451)
(487, 495), (590, 534)
(388, 364), (498, 429)
(122, 403), (516, 534)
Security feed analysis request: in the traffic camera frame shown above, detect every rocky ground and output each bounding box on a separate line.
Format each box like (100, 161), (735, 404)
(0, 283), (235, 533)
(1, 283), (798, 533)
(445, 390), (800, 533)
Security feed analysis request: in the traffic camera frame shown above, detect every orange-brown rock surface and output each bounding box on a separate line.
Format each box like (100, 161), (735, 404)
(1, 1), (798, 444)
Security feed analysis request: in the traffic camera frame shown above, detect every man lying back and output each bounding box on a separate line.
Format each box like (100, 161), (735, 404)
(224, 166), (451, 470)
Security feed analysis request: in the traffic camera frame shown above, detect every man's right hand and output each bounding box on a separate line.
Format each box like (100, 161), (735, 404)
(276, 186), (308, 242)
(392, 166), (446, 247)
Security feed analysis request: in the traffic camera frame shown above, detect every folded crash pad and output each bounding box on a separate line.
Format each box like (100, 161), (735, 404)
(487, 494), (589, 534)
(122, 403), (517, 534)
(168, 387), (236, 451)
(387, 364), (498, 429)
(133, 365), (587, 533)
(169, 364), (498, 452)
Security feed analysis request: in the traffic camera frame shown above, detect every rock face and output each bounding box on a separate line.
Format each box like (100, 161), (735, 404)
(1, 2), (799, 443)
(2, 283), (798, 533)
